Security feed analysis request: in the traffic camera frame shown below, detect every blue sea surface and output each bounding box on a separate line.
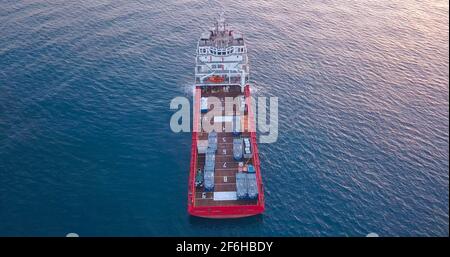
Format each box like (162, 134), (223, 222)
(0, 0), (448, 236)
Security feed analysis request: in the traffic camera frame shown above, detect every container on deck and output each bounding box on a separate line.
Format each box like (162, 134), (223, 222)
(204, 170), (214, 191)
(206, 147), (216, 156)
(236, 172), (248, 199)
(197, 140), (208, 154)
(204, 150), (215, 172)
(201, 97), (208, 113)
(246, 173), (258, 199)
(247, 164), (255, 173)
(232, 115), (241, 135)
(195, 169), (204, 187)
(205, 148), (215, 171)
(243, 137), (252, 158)
(207, 131), (217, 151)
(233, 138), (243, 161)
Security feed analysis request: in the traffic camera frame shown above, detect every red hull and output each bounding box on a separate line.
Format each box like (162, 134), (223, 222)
(187, 85), (265, 218)
(188, 205), (264, 219)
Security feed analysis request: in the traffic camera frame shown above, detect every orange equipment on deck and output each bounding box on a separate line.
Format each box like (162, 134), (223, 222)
(207, 75), (225, 83)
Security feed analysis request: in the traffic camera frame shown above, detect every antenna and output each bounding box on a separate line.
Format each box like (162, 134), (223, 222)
(216, 11), (226, 33)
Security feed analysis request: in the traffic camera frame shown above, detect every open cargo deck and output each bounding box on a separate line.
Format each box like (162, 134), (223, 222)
(188, 85), (264, 218)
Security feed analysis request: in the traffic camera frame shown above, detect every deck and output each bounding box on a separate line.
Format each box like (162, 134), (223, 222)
(194, 85), (258, 207)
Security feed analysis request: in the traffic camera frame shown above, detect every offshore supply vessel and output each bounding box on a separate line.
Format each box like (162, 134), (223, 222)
(187, 14), (264, 218)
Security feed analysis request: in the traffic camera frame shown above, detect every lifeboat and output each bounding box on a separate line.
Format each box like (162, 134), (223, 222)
(207, 75), (225, 83)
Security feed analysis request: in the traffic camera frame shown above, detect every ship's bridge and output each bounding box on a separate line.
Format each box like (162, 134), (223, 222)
(195, 14), (249, 89)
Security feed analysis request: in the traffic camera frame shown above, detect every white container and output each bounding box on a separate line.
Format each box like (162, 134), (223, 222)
(201, 97), (208, 112)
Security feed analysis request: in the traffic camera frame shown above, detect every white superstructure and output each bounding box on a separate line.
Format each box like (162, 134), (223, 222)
(195, 13), (249, 90)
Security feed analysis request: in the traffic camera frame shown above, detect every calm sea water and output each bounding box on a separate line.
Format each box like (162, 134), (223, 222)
(0, 0), (448, 236)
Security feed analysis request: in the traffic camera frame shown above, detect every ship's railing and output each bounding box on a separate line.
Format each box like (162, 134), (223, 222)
(195, 75), (244, 85)
(244, 85), (265, 207)
(196, 55), (247, 64)
(196, 68), (243, 75)
(188, 87), (202, 208)
(198, 38), (244, 47)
